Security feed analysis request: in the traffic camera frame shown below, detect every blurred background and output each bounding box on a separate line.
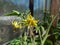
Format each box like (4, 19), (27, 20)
(0, 0), (52, 22)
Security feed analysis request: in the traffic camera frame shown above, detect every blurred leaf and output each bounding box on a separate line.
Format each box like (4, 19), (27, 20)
(12, 10), (20, 14)
(6, 10), (20, 16)
(40, 26), (45, 32)
(28, 43), (33, 45)
(55, 35), (59, 40)
(45, 40), (53, 45)
(23, 42), (27, 45)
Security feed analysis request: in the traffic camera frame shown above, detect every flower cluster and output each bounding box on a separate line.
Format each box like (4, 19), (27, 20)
(12, 14), (38, 29)
(23, 15), (38, 27)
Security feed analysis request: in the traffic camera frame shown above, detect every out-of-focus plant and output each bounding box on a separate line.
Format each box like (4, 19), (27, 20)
(53, 19), (60, 41)
(8, 10), (60, 45)
(11, 14), (38, 45)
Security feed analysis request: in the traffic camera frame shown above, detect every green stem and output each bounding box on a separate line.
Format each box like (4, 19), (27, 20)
(39, 30), (42, 43)
(41, 42), (44, 45)
(48, 32), (59, 37)
(42, 14), (58, 45)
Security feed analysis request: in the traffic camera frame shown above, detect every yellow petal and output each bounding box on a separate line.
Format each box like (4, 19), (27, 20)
(14, 25), (20, 28)
(28, 15), (33, 20)
(12, 21), (18, 26)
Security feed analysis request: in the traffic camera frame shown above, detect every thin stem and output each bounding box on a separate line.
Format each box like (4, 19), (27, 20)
(48, 32), (60, 37)
(39, 30), (42, 43)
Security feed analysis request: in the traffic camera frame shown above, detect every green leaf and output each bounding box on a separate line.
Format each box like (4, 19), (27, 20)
(23, 42), (27, 45)
(36, 27), (40, 33)
(55, 35), (59, 40)
(28, 43), (33, 45)
(41, 26), (45, 32)
(10, 43), (15, 45)
(12, 10), (20, 14)
(5, 10), (20, 16)
(45, 40), (53, 45)
(15, 42), (20, 45)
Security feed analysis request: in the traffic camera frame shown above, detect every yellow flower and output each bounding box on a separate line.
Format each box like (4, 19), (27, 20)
(12, 21), (22, 29)
(23, 15), (38, 27)
(27, 14), (33, 20)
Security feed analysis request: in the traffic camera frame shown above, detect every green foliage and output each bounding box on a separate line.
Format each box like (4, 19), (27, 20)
(7, 10), (60, 45)
(5, 10), (30, 19)
(54, 20), (60, 40)
(6, 10), (20, 16)
(10, 38), (22, 45)
(45, 40), (53, 45)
